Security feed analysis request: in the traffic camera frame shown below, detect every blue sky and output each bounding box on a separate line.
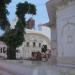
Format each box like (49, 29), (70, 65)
(0, 0), (50, 36)
(7, 0), (49, 29)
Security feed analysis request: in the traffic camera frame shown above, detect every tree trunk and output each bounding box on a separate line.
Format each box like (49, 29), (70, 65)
(7, 46), (16, 59)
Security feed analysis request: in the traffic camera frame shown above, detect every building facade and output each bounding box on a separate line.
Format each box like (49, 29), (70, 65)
(17, 29), (51, 59)
(0, 41), (7, 58)
(0, 29), (50, 59)
(46, 0), (75, 64)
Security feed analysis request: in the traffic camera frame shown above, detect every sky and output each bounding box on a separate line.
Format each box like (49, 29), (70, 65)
(41, 26), (51, 39)
(0, 0), (50, 39)
(7, 0), (49, 29)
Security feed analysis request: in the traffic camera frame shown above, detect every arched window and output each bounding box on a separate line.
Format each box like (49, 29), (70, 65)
(33, 42), (36, 47)
(0, 48), (2, 53)
(26, 42), (29, 47)
(3, 47), (6, 53)
(39, 43), (41, 47)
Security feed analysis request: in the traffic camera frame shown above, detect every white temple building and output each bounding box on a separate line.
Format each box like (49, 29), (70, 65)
(0, 29), (51, 59)
(46, 0), (75, 64)
(16, 29), (51, 59)
(0, 41), (7, 58)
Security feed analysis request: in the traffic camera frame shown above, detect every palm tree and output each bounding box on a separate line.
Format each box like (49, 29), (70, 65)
(3, 1), (36, 59)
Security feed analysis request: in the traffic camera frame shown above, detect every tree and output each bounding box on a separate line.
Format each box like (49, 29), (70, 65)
(0, 0), (11, 30)
(0, 1), (36, 59)
(41, 45), (47, 53)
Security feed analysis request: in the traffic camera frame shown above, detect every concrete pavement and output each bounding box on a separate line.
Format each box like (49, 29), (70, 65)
(0, 60), (75, 75)
(0, 60), (33, 75)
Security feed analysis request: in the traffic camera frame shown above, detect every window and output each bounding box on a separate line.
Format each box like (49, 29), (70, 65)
(26, 42), (29, 47)
(33, 42), (36, 47)
(39, 43), (41, 47)
(0, 48), (2, 53)
(3, 47), (6, 53)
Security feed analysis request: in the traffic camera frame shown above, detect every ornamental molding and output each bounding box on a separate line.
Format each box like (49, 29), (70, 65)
(48, 0), (75, 9)
(56, 0), (75, 10)
(61, 22), (75, 44)
(61, 22), (75, 36)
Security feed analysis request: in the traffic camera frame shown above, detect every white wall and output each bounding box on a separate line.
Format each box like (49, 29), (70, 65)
(56, 1), (75, 58)
(46, 1), (58, 57)
(17, 33), (51, 59)
(0, 41), (7, 58)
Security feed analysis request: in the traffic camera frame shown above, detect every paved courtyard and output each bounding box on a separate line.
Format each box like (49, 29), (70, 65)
(0, 60), (75, 75)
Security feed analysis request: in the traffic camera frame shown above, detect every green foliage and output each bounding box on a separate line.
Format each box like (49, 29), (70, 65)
(14, 1), (36, 48)
(15, 18), (26, 32)
(15, 1), (36, 31)
(28, 3), (36, 15)
(3, 29), (25, 47)
(0, 1), (36, 59)
(0, 0), (11, 30)
(0, 0), (11, 4)
(16, 2), (29, 17)
(16, 1), (36, 17)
